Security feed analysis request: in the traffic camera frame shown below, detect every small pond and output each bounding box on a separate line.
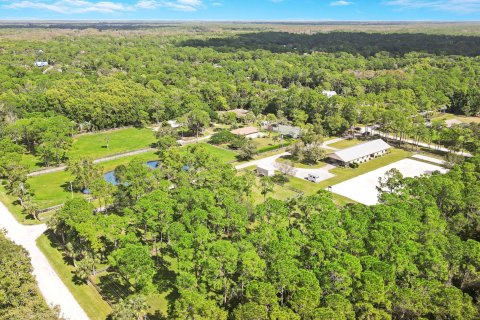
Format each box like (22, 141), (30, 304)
(82, 160), (159, 193)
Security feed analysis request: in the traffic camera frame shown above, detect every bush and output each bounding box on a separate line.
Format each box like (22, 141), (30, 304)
(349, 162), (359, 169)
(271, 173), (289, 185)
(258, 141), (293, 153)
(209, 130), (237, 145)
(229, 136), (247, 150)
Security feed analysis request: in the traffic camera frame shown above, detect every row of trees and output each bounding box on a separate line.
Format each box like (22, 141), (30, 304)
(0, 231), (60, 319)
(49, 140), (480, 319)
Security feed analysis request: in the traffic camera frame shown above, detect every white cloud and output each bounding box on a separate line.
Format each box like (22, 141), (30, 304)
(330, 0), (353, 6)
(4, 0), (134, 13)
(3, 0), (206, 13)
(385, 0), (480, 13)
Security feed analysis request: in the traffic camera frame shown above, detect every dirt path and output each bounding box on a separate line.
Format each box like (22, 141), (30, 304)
(0, 201), (89, 320)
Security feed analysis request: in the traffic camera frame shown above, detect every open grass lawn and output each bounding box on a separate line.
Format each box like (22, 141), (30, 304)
(0, 184), (43, 224)
(286, 148), (413, 196)
(432, 112), (480, 124)
(195, 143), (238, 163)
(23, 144), (236, 212)
(28, 171), (84, 209)
(250, 176), (301, 204)
(37, 233), (112, 320)
(328, 138), (364, 150)
(68, 127), (156, 160)
(276, 156), (328, 169)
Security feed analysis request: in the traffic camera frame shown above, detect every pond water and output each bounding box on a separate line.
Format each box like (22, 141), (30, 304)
(82, 160), (159, 193)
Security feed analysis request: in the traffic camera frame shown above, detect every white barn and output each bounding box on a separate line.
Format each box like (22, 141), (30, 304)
(257, 164), (276, 177)
(322, 90), (337, 98)
(328, 139), (391, 166)
(34, 61), (49, 67)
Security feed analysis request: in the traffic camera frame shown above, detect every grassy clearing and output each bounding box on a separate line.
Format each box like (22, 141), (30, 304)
(331, 193), (358, 206)
(328, 138), (363, 150)
(28, 171), (83, 209)
(249, 175), (301, 204)
(37, 234), (112, 320)
(0, 184), (42, 224)
(432, 112), (480, 124)
(68, 127), (156, 160)
(276, 156), (328, 169)
(195, 143), (238, 163)
(286, 148), (412, 196)
(24, 144), (236, 212)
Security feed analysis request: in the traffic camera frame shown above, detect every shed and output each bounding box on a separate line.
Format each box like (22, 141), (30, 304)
(257, 164), (276, 177)
(328, 139), (391, 166)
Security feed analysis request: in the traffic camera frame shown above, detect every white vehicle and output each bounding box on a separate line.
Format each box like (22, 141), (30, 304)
(306, 173), (322, 183)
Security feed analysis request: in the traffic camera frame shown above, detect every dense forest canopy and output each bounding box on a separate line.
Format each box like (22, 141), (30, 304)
(0, 23), (479, 319)
(0, 26), (479, 133)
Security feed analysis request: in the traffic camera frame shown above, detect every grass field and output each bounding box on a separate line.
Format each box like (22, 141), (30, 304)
(432, 113), (480, 124)
(328, 138), (363, 150)
(23, 144), (236, 212)
(28, 171), (82, 209)
(37, 234), (112, 320)
(68, 127), (157, 160)
(285, 148), (413, 196)
(248, 174), (301, 204)
(194, 143), (238, 163)
(276, 156), (328, 169)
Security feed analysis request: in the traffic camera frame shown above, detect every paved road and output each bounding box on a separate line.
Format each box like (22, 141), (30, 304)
(0, 201), (89, 320)
(28, 147), (156, 177)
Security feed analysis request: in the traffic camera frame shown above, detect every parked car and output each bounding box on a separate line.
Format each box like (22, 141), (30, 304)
(306, 173), (322, 183)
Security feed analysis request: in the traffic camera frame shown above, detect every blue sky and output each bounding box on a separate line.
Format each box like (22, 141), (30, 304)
(1, 0), (479, 20)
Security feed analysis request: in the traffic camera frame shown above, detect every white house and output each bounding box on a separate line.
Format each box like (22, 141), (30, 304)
(34, 61), (49, 67)
(257, 164), (276, 177)
(275, 124), (301, 138)
(322, 90), (337, 98)
(328, 139), (391, 166)
(167, 120), (182, 128)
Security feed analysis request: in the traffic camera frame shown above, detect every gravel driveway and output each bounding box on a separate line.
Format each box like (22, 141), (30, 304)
(0, 202), (89, 320)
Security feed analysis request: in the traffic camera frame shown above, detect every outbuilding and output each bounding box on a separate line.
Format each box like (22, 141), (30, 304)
(328, 139), (391, 166)
(322, 90), (337, 98)
(257, 164), (276, 177)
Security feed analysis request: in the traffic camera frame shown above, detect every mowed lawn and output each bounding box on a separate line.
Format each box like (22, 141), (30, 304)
(195, 143), (238, 163)
(286, 148), (413, 196)
(432, 112), (480, 124)
(328, 138), (363, 150)
(68, 127), (157, 160)
(37, 234), (112, 320)
(28, 171), (83, 209)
